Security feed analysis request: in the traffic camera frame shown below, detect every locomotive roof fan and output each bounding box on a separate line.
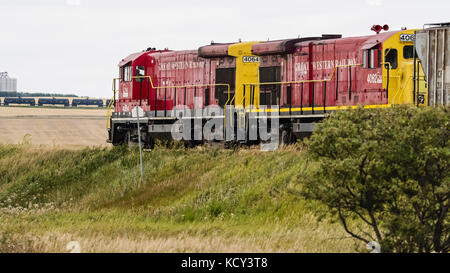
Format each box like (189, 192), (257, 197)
(371, 24), (389, 34)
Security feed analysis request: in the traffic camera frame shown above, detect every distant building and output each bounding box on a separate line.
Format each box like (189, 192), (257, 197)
(0, 72), (17, 92)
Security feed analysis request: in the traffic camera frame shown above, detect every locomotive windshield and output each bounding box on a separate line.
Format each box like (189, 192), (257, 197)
(122, 65), (132, 82)
(403, 45), (415, 59)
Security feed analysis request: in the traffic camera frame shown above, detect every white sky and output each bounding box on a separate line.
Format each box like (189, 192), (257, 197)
(0, 0), (448, 98)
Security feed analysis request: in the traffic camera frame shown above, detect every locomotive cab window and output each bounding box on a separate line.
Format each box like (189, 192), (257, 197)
(135, 66), (145, 82)
(385, 49), (398, 69)
(135, 66), (145, 76)
(403, 45), (416, 59)
(123, 65), (132, 82)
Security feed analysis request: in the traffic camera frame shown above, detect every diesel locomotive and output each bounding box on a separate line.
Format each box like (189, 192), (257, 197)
(107, 26), (427, 147)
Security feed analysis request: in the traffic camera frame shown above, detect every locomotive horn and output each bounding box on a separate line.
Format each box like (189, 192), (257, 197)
(383, 25), (389, 31)
(371, 25), (383, 34)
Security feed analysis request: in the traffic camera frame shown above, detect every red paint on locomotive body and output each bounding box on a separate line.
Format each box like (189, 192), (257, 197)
(115, 31), (401, 115)
(117, 50), (162, 113)
(117, 49), (212, 113)
(116, 47), (239, 114)
(108, 28), (424, 147)
(290, 31), (396, 108)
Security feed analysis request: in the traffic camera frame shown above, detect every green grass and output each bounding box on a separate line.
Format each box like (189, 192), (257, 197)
(0, 144), (361, 252)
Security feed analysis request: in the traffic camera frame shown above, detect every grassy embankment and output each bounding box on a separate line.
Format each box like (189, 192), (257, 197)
(0, 143), (362, 252)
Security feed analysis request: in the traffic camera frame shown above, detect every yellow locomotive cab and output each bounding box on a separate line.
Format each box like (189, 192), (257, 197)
(382, 29), (428, 105)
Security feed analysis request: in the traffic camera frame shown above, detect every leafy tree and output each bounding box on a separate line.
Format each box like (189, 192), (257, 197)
(302, 106), (449, 253)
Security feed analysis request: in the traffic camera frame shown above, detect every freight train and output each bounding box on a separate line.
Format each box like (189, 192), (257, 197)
(107, 26), (428, 147)
(0, 97), (111, 107)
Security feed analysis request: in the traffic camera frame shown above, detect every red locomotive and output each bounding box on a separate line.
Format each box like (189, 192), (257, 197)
(107, 26), (426, 147)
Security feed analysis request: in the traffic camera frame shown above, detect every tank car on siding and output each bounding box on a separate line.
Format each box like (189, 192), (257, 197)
(3, 97), (36, 106)
(72, 98), (104, 107)
(38, 98), (70, 107)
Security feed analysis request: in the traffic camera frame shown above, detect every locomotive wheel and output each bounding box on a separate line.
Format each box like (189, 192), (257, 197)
(280, 129), (291, 146)
(146, 136), (155, 149)
(125, 131), (138, 148)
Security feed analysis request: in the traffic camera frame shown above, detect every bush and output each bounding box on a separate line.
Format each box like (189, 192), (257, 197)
(302, 106), (449, 253)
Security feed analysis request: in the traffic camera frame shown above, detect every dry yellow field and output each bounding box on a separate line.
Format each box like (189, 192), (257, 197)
(0, 106), (110, 147)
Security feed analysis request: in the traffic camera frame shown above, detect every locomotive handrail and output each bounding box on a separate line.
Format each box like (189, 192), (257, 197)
(244, 64), (362, 89)
(398, 73), (426, 104)
(132, 76), (230, 94)
(229, 64), (363, 130)
(131, 75), (231, 128)
(228, 94), (238, 129)
(131, 75), (231, 106)
(242, 63), (362, 111)
(107, 78), (120, 129)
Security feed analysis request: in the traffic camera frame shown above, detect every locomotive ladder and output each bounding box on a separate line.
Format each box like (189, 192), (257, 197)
(220, 63), (365, 142)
